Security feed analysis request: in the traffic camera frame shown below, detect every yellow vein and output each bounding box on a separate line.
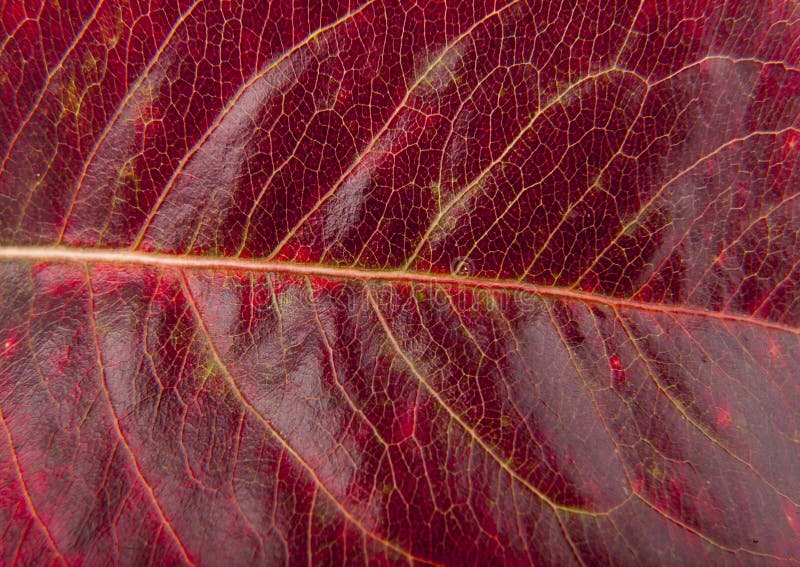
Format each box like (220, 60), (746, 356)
(176, 271), (437, 566)
(613, 307), (800, 510)
(404, 67), (635, 268)
(576, 127), (799, 286)
(542, 301), (636, 509)
(1, 245), (796, 335)
(304, 278), (391, 447)
(365, 286), (588, 563)
(269, 0), (521, 260)
(0, 406), (66, 564)
(132, 0), (376, 249)
(85, 266), (196, 566)
(633, 493), (795, 562)
(56, 0), (203, 243)
(0, 0), (106, 175)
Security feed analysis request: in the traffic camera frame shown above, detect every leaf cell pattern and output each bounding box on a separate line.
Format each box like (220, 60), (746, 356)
(1, 0), (799, 565)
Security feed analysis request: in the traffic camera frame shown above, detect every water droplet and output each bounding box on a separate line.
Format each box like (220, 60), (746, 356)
(450, 256), (474, 276)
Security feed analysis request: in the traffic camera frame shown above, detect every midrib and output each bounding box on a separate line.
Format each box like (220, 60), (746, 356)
(0, 245), (795, 335)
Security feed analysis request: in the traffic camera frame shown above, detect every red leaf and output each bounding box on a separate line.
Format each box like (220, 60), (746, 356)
(1, 0), (799, 564)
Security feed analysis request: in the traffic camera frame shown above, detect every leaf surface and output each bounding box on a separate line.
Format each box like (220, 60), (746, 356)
(1, 0), (799, 564)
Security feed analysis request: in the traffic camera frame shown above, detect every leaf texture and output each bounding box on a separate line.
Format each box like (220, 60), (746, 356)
(1, 0), (799, 565)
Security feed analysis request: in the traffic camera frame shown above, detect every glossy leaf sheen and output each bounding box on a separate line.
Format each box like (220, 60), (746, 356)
(1, 1), (799, 565)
